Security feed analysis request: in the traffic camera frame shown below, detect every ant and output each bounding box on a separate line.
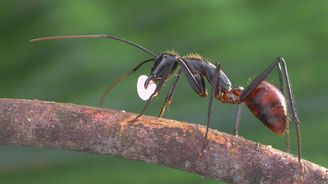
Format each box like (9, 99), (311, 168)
(31, 34), (301, 162)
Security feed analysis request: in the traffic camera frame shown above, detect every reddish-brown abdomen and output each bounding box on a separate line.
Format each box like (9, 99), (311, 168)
(244, 81), (287, 135)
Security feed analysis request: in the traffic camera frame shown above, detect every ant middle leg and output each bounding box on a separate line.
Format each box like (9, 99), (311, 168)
(203, 63), (221, 149)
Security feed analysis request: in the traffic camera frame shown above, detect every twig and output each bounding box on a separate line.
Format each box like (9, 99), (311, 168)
(0, 98), (327, 184)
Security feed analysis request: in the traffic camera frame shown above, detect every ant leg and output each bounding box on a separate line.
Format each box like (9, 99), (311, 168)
(135, 92), (156, 120)
(203, 63), (221, 149)
(279, 59), (301, 161)
(239, 57), (301, 161)
(277, 63), (290, 153)
(284, 120), (291, 153)
(175, 57), (219, 147)
(158, 70), (181, 117)
(135, 64), (175, 120)
(239, 58), (281, 101)
(176, 58), (207, 96)
(234, 104), (242, 135)
(277, 62), (284, 93)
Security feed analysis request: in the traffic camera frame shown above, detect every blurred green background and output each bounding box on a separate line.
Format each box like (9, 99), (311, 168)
(0, 0), (327, 183)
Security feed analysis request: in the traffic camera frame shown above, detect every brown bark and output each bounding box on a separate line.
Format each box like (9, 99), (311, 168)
(0, 98), (327, 184)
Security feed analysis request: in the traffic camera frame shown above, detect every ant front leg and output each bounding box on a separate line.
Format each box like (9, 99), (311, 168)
(176, 58), (207, 96)
(175, 58), (215, 148)
(158, 70), (181, 118)
(239, 57), (301, 161)
(135, 64), (176, 120)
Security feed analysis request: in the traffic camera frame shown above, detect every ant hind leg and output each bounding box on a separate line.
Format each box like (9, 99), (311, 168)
(276, 62), (291, 153)
(239, 57), (301, 161)
(234, 104), (242, 136)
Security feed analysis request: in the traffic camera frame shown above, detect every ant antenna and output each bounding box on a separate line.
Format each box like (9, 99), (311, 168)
(99, 58), (154, 107)
(31, 34), (157, 57)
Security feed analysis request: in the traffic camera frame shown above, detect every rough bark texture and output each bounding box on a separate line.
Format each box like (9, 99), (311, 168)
(0, 98), (327, 184)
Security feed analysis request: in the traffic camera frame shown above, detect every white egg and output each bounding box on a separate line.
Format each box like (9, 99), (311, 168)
(137, 75), (157, 101)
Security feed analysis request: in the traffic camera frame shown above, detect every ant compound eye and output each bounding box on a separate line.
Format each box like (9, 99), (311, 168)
(137, 75), (158, 101)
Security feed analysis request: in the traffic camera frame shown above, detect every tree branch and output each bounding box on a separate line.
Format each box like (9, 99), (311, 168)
(0, 98), (327, 184)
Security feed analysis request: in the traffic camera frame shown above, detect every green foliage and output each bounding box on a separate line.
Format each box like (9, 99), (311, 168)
(0, 0), (327, 183)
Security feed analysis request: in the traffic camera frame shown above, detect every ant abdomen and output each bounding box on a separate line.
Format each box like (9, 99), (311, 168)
(244, 81), (288, 135)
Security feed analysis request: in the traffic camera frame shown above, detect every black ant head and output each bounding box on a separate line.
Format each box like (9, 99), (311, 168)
(145, 52), (178, 88)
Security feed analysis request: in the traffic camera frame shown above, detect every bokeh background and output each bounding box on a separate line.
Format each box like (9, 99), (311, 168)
(0, 1), (327, 183)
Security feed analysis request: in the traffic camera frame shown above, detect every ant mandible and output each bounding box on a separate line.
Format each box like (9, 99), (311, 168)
(31, 34), (301, 162)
